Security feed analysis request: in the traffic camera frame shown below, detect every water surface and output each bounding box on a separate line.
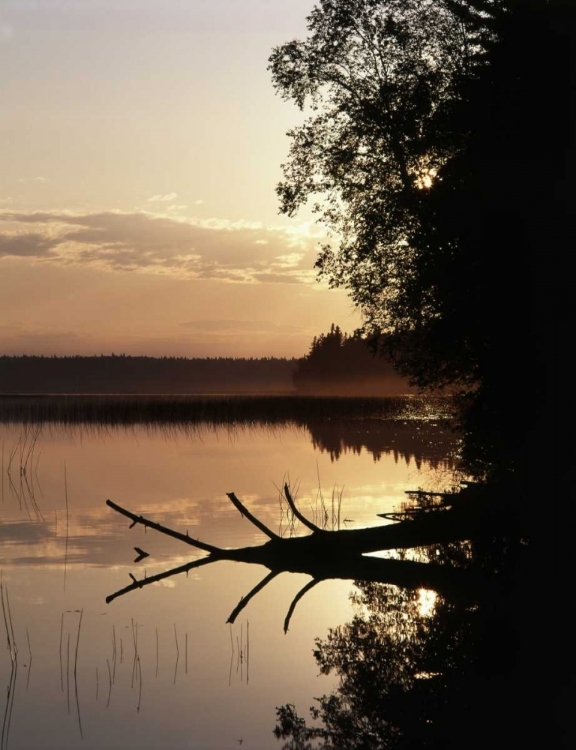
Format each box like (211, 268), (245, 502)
(0, 399), (456, 749)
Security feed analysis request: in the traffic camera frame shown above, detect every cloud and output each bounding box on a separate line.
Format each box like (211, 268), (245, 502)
(0, 210), (323, 284)
(179, 320), (302, 334)
(252, 272), (305, 285)
(17, 176), (48, 184)
(0, 23), (14, 43)
(0, 232), (59, 257)
(147, 192), (178, 202)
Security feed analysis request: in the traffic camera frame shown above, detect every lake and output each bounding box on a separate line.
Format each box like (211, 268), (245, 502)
(0, 396), (458, 750)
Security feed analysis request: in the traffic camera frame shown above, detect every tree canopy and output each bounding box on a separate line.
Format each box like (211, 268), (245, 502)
(269, 0), (575, 396)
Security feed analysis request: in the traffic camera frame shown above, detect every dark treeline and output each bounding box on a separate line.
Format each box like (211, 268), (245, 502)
(0, 355), (297, 394)
(293, 325), (416, 396)
(1, 327), (419, 397)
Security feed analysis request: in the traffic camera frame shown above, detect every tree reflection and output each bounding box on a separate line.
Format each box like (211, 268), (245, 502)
(275, 580), (493, 748)
(273, 507), (568, 749)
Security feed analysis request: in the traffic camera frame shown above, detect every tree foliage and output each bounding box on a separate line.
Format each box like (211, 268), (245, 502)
(270, 0), (574, 393)
(269, 0), (503, 386)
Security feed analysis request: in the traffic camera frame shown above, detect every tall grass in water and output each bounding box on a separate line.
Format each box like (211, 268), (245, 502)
(1, 578), (18, 750)
(3, 426), (44, 520)
(0, 394), (454, 427)
(277, 476), (348, 536)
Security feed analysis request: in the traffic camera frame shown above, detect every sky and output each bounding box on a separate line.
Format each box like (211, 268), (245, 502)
(0, 0), (361, 358)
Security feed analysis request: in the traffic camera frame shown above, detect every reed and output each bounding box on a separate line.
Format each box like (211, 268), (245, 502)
(1, 579), (18, 750)
(25, 627), (32, 691)
(66, 632), (70, 715)
(0, 394), (452, 427)
(155, 628), (159, 678)
(106, 659), (112, 708)
(111, 625), (117, 684)
(228, 625), (234, 687)
(63, 464), (69, 592)
(59, 612), (64, 691)
(136, 656), (142, 713)
(173, 624), (179, 685)
(130, 619), (138, 689)
(73, 609), (84, 739)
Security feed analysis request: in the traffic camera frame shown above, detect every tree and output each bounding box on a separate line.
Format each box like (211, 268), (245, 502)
(269, 0), (575, 397)
(269, 0), (502, 387)
(293, 324), (413, 395)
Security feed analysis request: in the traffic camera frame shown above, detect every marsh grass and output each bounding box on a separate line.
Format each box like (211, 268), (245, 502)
(276, 474), (347, 536)
(0, 394), (453, 427)
(1, 577), (18, 750)
(2, 426), (44, 520)
(0, 395), (458, 469)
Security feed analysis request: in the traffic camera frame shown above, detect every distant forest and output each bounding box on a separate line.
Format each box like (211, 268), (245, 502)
(0, 328), (415, 395)
(0, 355), (297, 395)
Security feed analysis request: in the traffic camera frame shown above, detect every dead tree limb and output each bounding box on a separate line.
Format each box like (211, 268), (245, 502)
(284, 579), (320, 633)
(226, 571), (280, 624)
(105, 490), (503, 617)
(106, 499), (221, 554)
(106, 557), (215, 604)
(283, 483), (322, 533)
(226, 492), (280, 540)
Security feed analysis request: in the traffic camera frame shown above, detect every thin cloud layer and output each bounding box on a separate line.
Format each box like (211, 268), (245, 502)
(179, 320), (302, 334)
(0, 210), (322, 284)
(147, 192), (179, 202)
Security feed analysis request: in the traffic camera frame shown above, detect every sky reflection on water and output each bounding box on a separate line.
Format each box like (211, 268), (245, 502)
(0, 417), (456, 749)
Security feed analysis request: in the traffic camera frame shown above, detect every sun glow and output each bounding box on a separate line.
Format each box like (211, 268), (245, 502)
(415, 168), (438, 190)
(417, 588), (437, 617)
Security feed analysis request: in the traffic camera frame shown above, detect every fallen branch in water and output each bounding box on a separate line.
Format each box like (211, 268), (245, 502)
(105, 490), (500, 627)
(106, 499), (220, 554)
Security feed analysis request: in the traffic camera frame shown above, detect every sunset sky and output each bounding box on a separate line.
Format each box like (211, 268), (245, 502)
(0, 0), (361, 358)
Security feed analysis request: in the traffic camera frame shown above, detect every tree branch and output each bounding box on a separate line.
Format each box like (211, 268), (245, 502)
(106, 499), (221, 555)
(284, 579), (320, 634)
(226, 493), (280, 540)
(106, 557), (215, 605)
(226, 571), (280, 624)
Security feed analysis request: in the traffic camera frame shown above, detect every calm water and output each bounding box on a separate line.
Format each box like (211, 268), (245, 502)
(0, 399), (457, 749)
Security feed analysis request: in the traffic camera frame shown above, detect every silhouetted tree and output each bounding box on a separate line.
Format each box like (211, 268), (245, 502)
(270, 0), (575, 407)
